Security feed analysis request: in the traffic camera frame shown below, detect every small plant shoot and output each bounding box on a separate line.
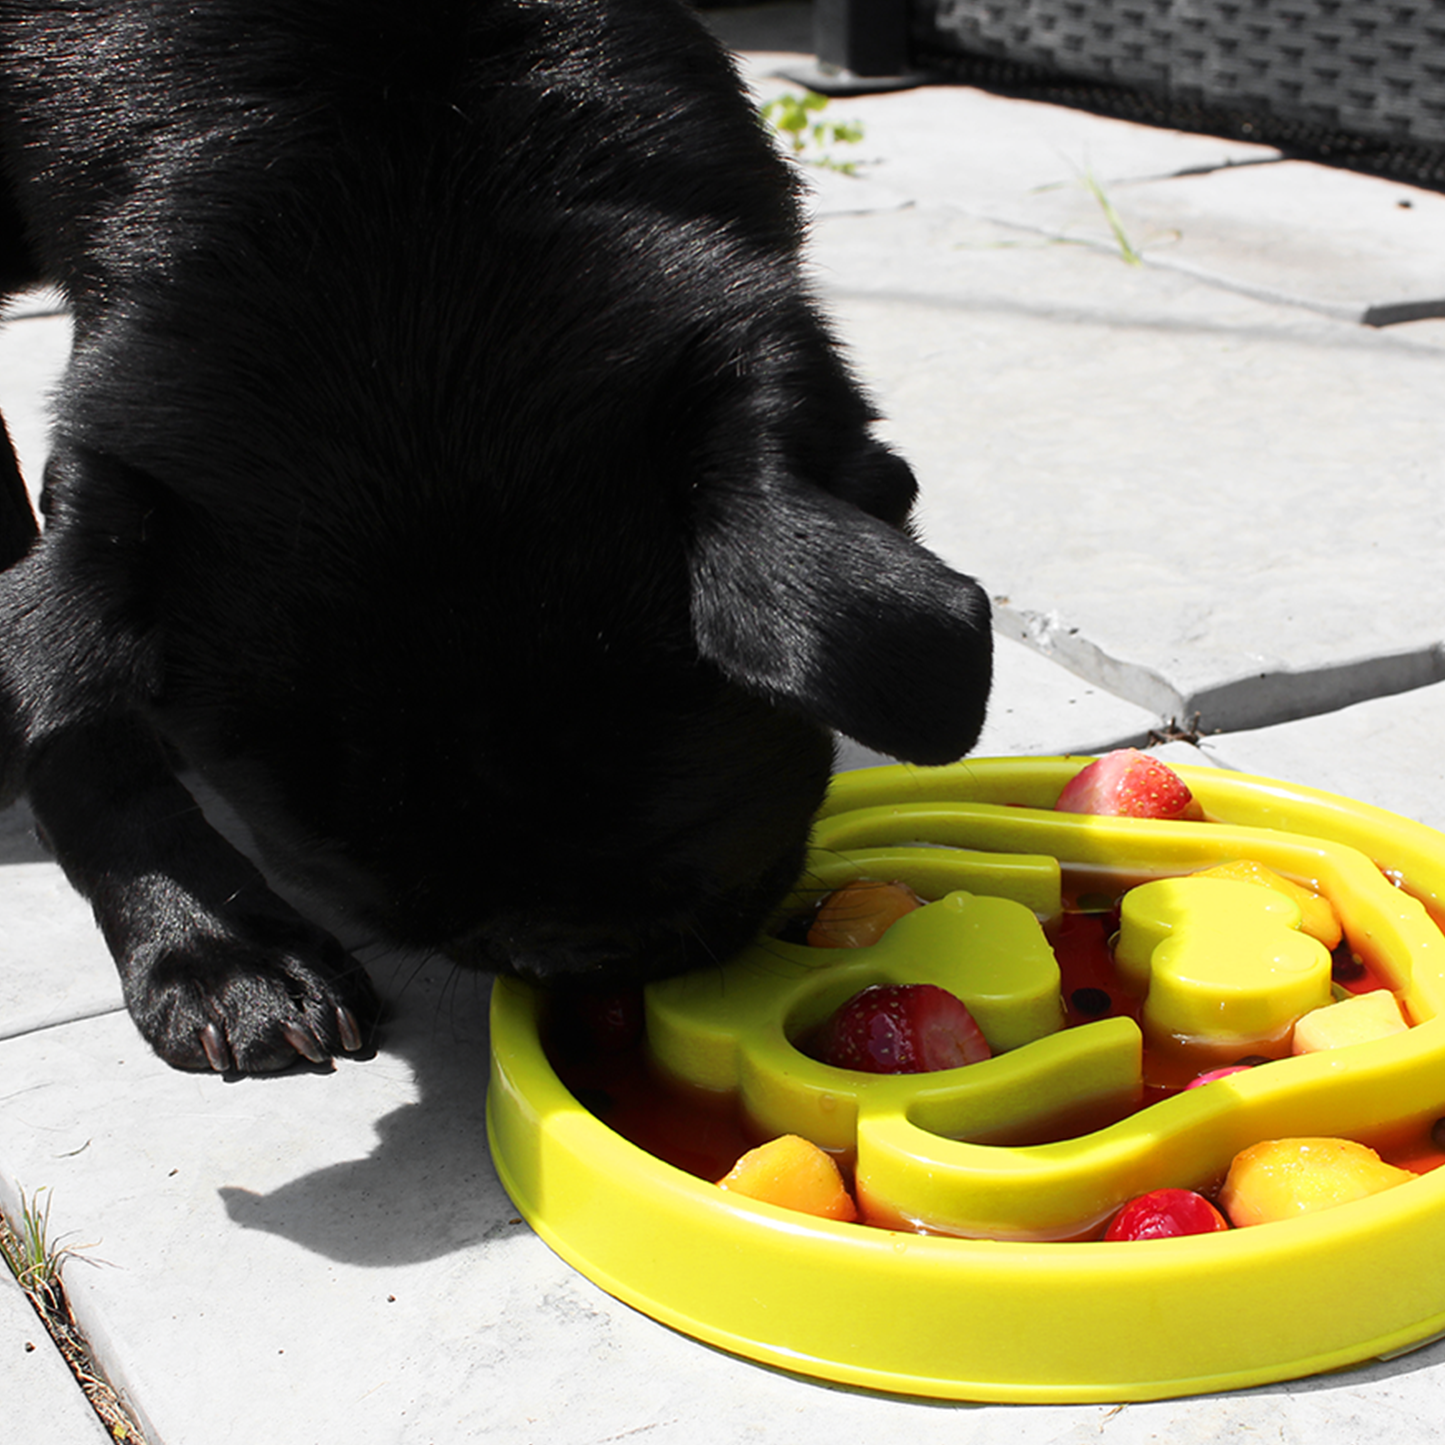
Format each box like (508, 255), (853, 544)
(760, 91), (865, 174)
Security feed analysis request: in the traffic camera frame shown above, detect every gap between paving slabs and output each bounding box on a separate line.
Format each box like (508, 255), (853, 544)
(1, 1191), (148, 1443)
(814, 168), (1445, 329)
(968, 161), (1445, 329)
(995, 603), (1445, 741)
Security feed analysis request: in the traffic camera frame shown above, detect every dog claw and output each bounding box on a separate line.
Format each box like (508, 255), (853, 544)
(281, 1022), (328, 1064)
(200, 1022), (232, 1072)
(336, 1006), (363, 1053)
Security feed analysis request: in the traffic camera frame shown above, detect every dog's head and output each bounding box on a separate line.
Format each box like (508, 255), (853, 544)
(161, 415), (991, 989)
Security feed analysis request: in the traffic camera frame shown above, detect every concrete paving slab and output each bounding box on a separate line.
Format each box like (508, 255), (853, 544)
(0, 853), (124, 1043)
(739, 38), (1281, 198)
(0, 307), (69, 501)
(804, 202), (1445, 730)
(1199, 680), (1445, 835)
(0, 1272), (112, 1445)
(809, 101), (1445, 324)
(970, 634), (1161, 758)
(967, 631), (1164, 759)
(803, 85), (1282, 214)
(1013, 160), (1445, 325)
(720, 8), (1288, 236)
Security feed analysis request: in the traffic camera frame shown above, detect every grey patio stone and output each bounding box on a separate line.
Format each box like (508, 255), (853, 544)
(1201, 680), (1445, 835)
(0, 1271), (112, 1445)
(806, 202), (1445, 733)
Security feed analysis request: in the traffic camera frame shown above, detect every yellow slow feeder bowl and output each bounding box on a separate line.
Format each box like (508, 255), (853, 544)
(487, 758), (1445, 1402)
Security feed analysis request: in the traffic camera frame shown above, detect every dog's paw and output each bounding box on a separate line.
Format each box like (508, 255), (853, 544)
(122, 909), (383, 1074)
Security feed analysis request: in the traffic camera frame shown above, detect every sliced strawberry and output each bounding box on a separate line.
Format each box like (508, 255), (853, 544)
(1056, 749), (1203, 821)
(1104, 1188), (1229, 1240)
(810, 983), (991, 1074)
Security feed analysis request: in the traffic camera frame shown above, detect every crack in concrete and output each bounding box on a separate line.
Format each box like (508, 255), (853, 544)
(909, 191), (1445, 328)
(1112, 156), (1288, 186)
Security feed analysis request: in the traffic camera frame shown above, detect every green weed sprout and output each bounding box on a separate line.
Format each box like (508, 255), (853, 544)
(2, 1184), (80, 1316)
(760, 91), (865, 174)
(1079, 166), (1143, 266)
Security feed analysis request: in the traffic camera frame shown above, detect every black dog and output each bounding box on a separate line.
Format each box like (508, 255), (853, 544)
(0, 0), (991, 1073)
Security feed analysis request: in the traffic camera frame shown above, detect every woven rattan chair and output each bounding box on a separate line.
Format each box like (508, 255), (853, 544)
(918, 0), (1445, 145)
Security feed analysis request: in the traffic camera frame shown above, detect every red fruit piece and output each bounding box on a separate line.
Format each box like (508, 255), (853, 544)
(1104, 1188), (1230, 1240)
(554, 988), (645, 1054)
(1056, 749), (1204, 821)
(811, 983), (991, 1074)
(1185, 1063), (1255, 1090)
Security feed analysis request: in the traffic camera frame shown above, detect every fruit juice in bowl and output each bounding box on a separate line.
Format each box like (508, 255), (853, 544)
(487, 754), (1445, 1402)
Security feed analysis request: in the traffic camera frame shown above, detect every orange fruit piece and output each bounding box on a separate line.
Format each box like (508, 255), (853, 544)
(807, 878), (924, 949)
(1219, 1137), (1413, 1227)
(1195, 859), (1343, 950)
(716, 1135), (858, 1221)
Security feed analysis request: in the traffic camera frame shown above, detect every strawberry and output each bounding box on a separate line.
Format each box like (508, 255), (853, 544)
(1184, 1063), (1256, 1090)
(1104, 1188), (1229, 1241)
(551, 987), (645, 1054)
(1055, 749), (1204, 821)
(810, 983), (991, 1073)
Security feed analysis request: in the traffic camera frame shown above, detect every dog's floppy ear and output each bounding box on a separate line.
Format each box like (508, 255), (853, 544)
(688, 472), (993, 767)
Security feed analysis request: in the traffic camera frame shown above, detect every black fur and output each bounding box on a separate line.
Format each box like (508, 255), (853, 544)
(0, 0), (991, 1072)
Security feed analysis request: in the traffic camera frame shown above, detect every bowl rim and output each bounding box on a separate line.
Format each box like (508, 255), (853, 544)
(487, 756), (1445, 1402)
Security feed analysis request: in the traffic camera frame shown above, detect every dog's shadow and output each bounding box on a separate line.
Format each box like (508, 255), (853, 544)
(215, 933), (523, 1268)
(134, 780), (522, 1267)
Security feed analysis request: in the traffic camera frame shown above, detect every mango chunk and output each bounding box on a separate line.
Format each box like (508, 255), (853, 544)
(1291, 989), (1409, 1055)
(717, 1135), (858, 1222)
(1219, 1137), (1414, 1227)
(1195, 860), (1342, 950)
(807, 879), (923, 949)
